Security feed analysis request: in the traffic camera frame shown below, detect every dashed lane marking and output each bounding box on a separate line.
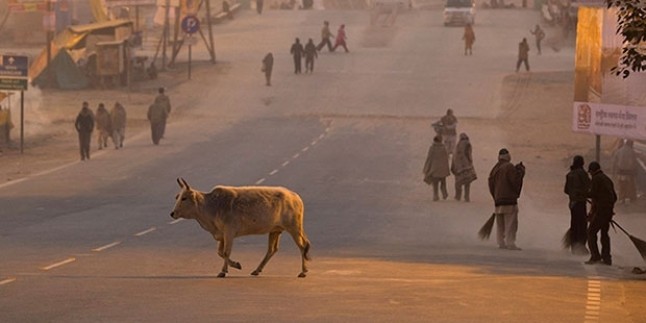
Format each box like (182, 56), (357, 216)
(292, 153), (300, 159)
(269, 169), (279, 176)
(255, 178), (266, 185)
(0, 278), (16, 286)
(168, 218), (184, 225)
(301, 147), (309, 152)
(134, 227), (156, 237)
(92, 241), (121, 252)
(41, 258), (76, 271)
(282, 161), (290, 167)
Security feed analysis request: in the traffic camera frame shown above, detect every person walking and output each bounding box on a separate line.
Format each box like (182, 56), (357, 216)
(111, 102), (127, 149)
(516, 38), (530, 72)
(530, 24), (545, 55)
(154, 88), (171, 138)
(585, 161), (617, 266)
(256, 0), (264, 14)
(304, 38), (318, 73)
(75, 102), (95, 161)
(147, 96), (168, 145)
(612, 139), (638, 204)
(262, 52), (274, 86)
(332, 24), (349, 53)
(95, 103), (112, 150)
(564, 155), (591, 255)
(488, 148), (525, 250)
(451, 133), (477, 202)
(423, 135), (450, 201)
(463, 23), (475, 56)
(316, 21), (334, 52)
(440, 109), (458, 155)
(290, 38), (304, 74)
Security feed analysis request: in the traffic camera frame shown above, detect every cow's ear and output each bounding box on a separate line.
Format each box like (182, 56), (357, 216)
(177, 178), (184, 188)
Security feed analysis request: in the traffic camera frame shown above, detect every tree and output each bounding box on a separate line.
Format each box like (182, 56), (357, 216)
(606, 0), (646, 78)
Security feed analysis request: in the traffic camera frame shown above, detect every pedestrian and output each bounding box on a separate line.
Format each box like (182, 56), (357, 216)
(516, 38), (530, 72)
(440, 109), (458, 155)
(332, 24), (349, 53)
(154, 87), (171, 138)
(564, 155), (591, 255)
(290, 38), (304, 74)
(147, 96), (169, 145)
(463, 23), (475, 56)
(262, 52), (274, 86)
(612, 139), (638, 204)
(488, 148), (525, 250)
(585, 161), (617, 266)
(111, 102), (127, 149)
(95, 103), (112, 150)
(451, 133), (477, 202)
(423, 135), (450, 201)
(256, 0), (264, 14)
(304, 38), (318, 73)
(530, 24), (545, 55)
(75, 101), (94, 161)
(316, 21), (334, 52)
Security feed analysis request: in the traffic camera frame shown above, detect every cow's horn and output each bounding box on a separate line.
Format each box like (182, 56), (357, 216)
(177, 178), (184, 188)
(180, 178), (190, 189)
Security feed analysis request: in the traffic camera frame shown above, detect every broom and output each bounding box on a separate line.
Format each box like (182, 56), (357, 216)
(478, 213), (496, 240)
(561, 228), (573, 250)
(611, 220), (646, 263)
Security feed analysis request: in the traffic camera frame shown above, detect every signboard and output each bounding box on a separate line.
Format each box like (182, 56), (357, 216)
(0, 78), (29, 91)
(0, 55), (29, 78)
(573, 102), (646, 139)
(181, 15), (200, 34)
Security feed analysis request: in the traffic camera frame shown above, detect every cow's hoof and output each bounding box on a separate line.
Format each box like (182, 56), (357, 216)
(298, 272), (307, 278)
(217, 272), (227, 278)
(250, 270), (260, 276)
(231, 262), (242, 270)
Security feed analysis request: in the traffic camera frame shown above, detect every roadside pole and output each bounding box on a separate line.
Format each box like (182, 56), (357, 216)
(180, 15), (200, 81)
(20, 91), (24, 154)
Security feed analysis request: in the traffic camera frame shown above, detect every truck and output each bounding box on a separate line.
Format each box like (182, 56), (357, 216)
(443, 0), (475, 26)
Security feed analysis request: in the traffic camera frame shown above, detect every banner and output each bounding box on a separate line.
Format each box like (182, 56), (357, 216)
(573, 6), (646, 141)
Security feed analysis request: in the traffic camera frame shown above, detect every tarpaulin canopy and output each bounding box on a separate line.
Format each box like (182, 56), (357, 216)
(29, 19), (133, 89)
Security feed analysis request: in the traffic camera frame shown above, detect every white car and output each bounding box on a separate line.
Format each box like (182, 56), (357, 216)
(443, 0), (475, 26)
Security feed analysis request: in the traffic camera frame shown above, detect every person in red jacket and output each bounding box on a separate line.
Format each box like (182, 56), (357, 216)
(488, 148), (525, 250)
(332, 24), (350, 53)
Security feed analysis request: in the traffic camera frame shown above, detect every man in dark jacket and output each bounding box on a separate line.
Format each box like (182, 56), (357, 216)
(516, 38), (530, 72)
(488, 148), (525, 250)
(564, 155), (591, 255)
(304, 38), (318, 73)
(154, 88), (171, 138)
(75, 102), (95, 161)
(147, 97), (169, 145)
(290, 38), (304, 74)
(586, 161), (617, 266)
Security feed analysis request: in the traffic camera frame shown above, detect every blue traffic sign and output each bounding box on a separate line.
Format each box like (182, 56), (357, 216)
(0, 55), (29, 78)
(181, 15), (200, 34)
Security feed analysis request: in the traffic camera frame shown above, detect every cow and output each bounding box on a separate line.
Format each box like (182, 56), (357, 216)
(170, 178), (311, 278)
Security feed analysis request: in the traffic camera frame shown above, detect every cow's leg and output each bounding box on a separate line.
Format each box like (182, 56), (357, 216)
(217, 239), (242, 270)
(251, 231), (281, 276)
(217, 233), (235, 278)
(287, 229), (311, 278)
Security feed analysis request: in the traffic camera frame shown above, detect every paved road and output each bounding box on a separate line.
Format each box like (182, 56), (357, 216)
(1, 7), (644, 322)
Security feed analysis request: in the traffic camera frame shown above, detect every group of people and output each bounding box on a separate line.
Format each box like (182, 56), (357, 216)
(260, 21), (350, 86)
(74, 101), (127, 161)
(424, 109), (477, 202)
(74, 87), (172, 160)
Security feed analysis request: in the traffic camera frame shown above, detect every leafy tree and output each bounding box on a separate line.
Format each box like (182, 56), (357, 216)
(606, 0), (646, 78)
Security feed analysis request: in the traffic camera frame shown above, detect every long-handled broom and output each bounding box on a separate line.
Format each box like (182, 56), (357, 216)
(478, 213), (496, 240)
(611, 220), (646, 263)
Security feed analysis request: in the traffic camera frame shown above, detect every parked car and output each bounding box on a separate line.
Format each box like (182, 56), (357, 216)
(443, 0), (475, 26)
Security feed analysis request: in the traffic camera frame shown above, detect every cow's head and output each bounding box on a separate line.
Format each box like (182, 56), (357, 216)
(170, 178), (199, 219)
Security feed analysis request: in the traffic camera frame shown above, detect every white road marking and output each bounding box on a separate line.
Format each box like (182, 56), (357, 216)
(92, 241), (121, 252)
(255, 178), (266, 185)
(41, 257), (76, 271)
(319, 133), (326, 139)
(292, 153), (300, 159)
(301, 146), (309, 152)
(134, 227), (157, 237)
(584, 278), (602, 322)
(311, 140), (318, 146)
(269, 169), (279, 176)
(282, 161), (290, 167)
(168, 218), (184, 224)
(0, 278), (16, 286)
